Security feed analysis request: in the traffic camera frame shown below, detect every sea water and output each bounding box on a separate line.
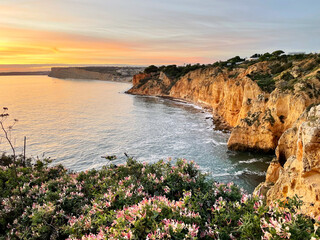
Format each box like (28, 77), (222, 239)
(0, 76), (272, 192)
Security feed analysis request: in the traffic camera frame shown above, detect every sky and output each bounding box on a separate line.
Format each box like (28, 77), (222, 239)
(0, 0), (319, 71)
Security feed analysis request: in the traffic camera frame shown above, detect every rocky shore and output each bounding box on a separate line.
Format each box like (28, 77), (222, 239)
(126, 54), (320, 216)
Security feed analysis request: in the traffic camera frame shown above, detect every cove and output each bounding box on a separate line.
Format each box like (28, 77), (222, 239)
(0, 75), (272, 192)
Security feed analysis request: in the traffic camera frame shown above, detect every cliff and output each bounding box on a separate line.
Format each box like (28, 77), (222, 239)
(49, 66), (144, 82)
(255, 104), (320, 217)
(127, 54), (320, 216)
(127, 56), (320, 153)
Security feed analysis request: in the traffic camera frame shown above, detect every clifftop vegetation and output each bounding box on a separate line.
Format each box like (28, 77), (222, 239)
(129, 51), (320, 155)
(144, 64), (206, 79)
(144, 51), (320, 94)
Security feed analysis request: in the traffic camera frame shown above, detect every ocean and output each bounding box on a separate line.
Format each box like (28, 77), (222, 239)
(0, 75), (272, 192)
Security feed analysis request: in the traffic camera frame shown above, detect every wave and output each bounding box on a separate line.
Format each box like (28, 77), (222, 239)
(211, 169), (266, 177)
(238, 158), (265, 164)
(204, 138), (228, 146)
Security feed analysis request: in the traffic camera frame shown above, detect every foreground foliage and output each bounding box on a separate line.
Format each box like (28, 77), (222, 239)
(0, 155), (319, 239)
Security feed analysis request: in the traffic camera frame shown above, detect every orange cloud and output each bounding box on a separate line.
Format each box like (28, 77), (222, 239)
(0, 24), (216, 68)
(0, 25), (139, 65)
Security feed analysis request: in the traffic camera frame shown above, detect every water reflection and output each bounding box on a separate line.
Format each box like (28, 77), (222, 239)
(0, 76), (273, 192)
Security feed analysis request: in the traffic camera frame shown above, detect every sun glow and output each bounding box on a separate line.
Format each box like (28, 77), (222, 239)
(0, 0), (319, 71)
(0, 25), (138, 65)
(0, 25), (211, 70)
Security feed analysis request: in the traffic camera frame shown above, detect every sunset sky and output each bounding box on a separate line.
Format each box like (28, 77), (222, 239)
(0, 0), (319, 71)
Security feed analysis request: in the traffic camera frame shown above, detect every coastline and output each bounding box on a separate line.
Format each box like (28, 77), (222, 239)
(49, 66), (144, 82)
(0, 71), (50, 76)
(126, 58), (320, 216)
(126, 91), (232, 132)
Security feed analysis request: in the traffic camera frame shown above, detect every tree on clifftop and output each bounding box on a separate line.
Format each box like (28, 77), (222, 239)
(227, 56), (245, 64)
(250, 53), (262, 58)
(272, 50), (285, 57)
(144, 65), (159, 74)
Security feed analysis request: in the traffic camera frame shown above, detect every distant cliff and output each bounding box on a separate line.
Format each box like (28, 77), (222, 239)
(0, 71), (49, 76)
(49, 66), (144, 82)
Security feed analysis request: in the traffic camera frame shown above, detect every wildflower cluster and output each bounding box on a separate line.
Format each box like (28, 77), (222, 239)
(0, 155), (319, 239)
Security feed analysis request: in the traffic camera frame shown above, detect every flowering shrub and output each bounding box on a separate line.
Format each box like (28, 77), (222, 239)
(0, 155), (319, 239)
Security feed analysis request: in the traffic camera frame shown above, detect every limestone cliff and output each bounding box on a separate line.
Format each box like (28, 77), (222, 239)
(49, 67), (144, 82)
(127, 57), (320, 153)
(127, 55), (320, 216)
(256, 104), (320, 217)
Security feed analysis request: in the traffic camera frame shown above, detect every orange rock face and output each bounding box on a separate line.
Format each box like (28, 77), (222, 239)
(259, 105), (320, 218)
(265, 160), (282, 183)
(128, 60), (320, 153)
(169, 67), (262, 128)
(128, 60), (320, 216)
(132, 73), (151, 86)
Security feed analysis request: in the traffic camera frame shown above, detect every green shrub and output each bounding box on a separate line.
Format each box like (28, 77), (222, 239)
(272, 50), (285, 57)
(270, 62), (293, 74)
(1, 155), (319, 239)
(250, 53), (262, 58)
(281, 72), (294, 81)
(144, 65), (159, 74)
(242, 111), (261, 126)
(263, 108), (276, 126)
(158, 64), (205, 79)
(259, 52), (272, 61)
(247, 73), (276, 93)
(227, 56), (245, 64)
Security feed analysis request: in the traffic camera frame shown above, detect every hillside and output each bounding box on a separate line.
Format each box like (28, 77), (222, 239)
(127, 52), (320, 216)
(49, 66), (144, 82)
(127, 53), (320, 153)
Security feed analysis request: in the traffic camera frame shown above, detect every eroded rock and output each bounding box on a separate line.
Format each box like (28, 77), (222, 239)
(262, 104), (320, 218)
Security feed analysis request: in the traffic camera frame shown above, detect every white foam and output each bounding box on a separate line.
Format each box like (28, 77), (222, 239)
(205, 139), (221, 145)
(238, 158), (264, 164)
(211, 172), (232, 177)
(242, 170), (266, 176)
(211, 139), (220, 145)
(211, 169), (266, 178)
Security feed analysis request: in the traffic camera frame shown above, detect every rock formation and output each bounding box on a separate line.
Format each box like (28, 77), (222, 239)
(127, 57), (320, 153)
(127, 55), (320, 216)
(256, 104), (320, 217)
(49, 67), (144, 82)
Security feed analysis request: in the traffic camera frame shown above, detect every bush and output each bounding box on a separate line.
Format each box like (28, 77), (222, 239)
(247, 73), (276, 93)
(259, 52), (272, 61)
(158, 64), (205, 79)
(227, 56), (245, 64)
(0, 155), (319, 239)
(281, 72), (295, 81)
(270, 62), (293, 75)
(272, 50), (285, 57)
(250, 53), (262, 58)
(144, 65), (159, 74)
(212, 61), (228, 68)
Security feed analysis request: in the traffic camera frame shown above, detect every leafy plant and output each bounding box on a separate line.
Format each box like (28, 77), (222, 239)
(158, 64), (205, 79)
(247, 73), (276, 93)
(0, 156), (319, 239)
(263, 108), (276, 126)
(144, 65), (159, 74)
